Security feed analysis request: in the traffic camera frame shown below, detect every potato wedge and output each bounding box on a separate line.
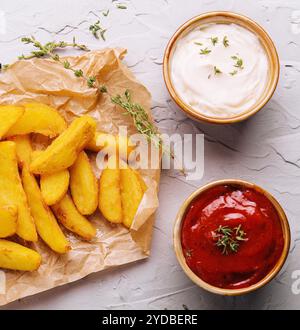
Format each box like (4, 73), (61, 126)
(70, 151), (98, 215)
(31, 149), (69, 205)
(120, 166), (145, 228)
(30, 115), (96, 175)
(52, 194), (96, 240)
(0, 239), (41, 271)
(0, 142), (37, 241)
(10, 135), (32, 168)
(0, 206), (18, 238)
(0, 105), (24, 139)
(5, 103), (67, 138)
(86, 131), (135, 159)
(22, 167), (70, 254)
(40, 170), (70, 206)
(99, 157), (122, 224)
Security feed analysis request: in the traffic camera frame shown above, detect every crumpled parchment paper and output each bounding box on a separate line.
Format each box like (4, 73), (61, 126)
(0, 48), (160, 306)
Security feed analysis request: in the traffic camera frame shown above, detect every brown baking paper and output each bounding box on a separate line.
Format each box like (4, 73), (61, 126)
(0, 49), (160, 306)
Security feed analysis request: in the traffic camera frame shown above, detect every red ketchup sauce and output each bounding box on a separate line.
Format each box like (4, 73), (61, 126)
(181, 184), (284, 289)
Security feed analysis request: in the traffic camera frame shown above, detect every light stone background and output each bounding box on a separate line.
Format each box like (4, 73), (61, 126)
(0, 0), (300, 310)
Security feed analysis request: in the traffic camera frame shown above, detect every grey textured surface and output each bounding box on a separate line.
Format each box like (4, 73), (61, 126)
(0, 0), (300, 310)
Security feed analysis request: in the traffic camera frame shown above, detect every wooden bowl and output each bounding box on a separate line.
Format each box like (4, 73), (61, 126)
(163, 12), (280, 124)
(173, 179), (290, 296)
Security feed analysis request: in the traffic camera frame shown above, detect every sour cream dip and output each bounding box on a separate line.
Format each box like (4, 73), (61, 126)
(170, 23), (270, 118)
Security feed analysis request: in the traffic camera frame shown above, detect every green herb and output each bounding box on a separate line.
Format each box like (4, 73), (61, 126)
(103, 9), (110, 17)
(223, 36), (229, 47)
(210, 37), (218, 46)
(234, 224), (247, 241)
(87, 76), (96, 87)
(214, 225), (247, 255)
(199, 48), (211, 55)
(214, 66), (222, 75)
(63, 60), (71, 69)
(194, 41), (203, 46)
(116, 4), (127, 9)
(99, 85), (108, 93)
(111, 89), (162, 147)
(74, 69), (83, 77)
(18, 36), (89, 60)
(230, 70), (238, 76)
(231, 55), (244, 69)
(89, 20), (107, 41)
(0, 63), (9, 72)
(17, 36), (98, 88)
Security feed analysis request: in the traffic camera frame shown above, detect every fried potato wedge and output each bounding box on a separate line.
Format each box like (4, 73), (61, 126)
(10, 135), (32, 168)
(31, 149), (70, 205)
(0, 239), (41, 271)
(0, 105), (24, 139)
(52, 194), (96, 240)
(0, 142), (37, 241)
(120, 166), (145, 229)
(22, 167), (70, 254)
(30, 115), (96, 175)
(40, 170), (70, 206)
(70, 151), (98, 215)
(86, 132), (135, 159)
(99, 157), (122, 224)
(5, 103), (67, 138)
(0, 206), (18, 238)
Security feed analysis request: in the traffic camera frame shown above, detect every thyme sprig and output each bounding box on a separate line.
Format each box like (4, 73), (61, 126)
(111, 89), (162, 147)
(214, 224), (248, 255)
(89, 20), (107, 41)
(18, 36), (89, 60)
(18, 36), (98, 89)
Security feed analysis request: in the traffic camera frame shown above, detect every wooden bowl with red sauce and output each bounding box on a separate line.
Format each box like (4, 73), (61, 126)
(173, 179), (290, 296)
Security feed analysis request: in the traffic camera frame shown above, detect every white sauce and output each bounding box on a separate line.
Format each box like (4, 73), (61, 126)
(171, 23), (269, 118)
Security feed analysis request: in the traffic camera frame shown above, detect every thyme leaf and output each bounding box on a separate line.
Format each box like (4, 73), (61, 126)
(223, 36), (229, 47)
(210, 36), (218, 46)
(232, 55), (244, 69)
(199, 47), (211, 55)
(214, 66), (222, 75)
(116, 4), (127, 9)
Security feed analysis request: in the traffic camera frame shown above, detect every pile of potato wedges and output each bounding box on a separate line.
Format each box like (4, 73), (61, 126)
(0, 103), (146, 272)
